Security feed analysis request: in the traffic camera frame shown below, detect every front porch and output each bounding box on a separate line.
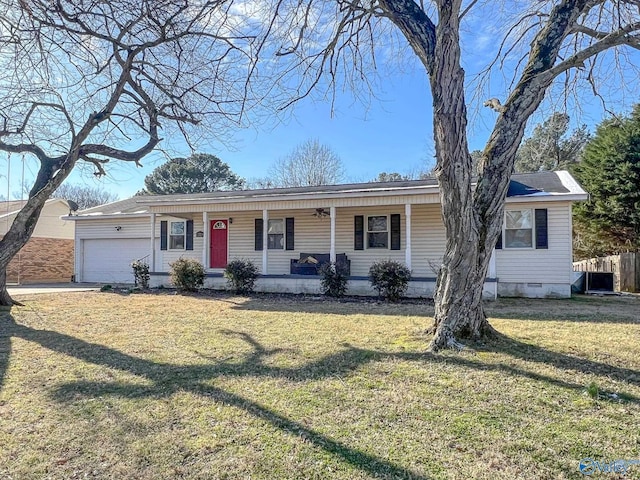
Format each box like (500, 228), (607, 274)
(148, 271), (499, 299)
(144, 200), (499, 299)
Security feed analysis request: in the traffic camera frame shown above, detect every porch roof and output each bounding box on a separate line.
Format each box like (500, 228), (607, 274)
(65, 170), (587, 219)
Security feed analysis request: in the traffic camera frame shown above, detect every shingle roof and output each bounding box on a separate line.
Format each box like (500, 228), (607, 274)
(76, 196), (151, 216)
(72, 170), (584, 217)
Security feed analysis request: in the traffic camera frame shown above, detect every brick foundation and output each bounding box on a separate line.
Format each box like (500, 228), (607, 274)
(6, 237), (74, 284)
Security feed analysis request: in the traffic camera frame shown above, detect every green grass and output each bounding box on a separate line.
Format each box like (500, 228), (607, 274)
(1, 292), (639, 479)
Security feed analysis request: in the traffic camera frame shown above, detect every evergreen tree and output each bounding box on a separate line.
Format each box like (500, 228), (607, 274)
(139, 153), (245, 195)
(573, 105), (640, 258)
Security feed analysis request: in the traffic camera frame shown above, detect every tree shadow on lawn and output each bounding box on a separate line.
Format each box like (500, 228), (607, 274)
(225, 294), (436, 318)
(0, 322), (10, 391)
(479, 331), (640, 396)
(2, 312), (640, 477)
(484, 295), (640, 325)
(0, 312), (430, 479)
(209, 292), (639, 325)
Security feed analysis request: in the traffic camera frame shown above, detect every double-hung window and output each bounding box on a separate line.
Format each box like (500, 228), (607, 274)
(169, 221), (186, 250)
(367, 215), (388, 248)
(267, 219), (284, 249)
(504, 210), (533, 248)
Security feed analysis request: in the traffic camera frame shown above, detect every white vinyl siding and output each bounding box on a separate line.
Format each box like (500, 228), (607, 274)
(495, 202), (572, 284)
(158, 216), (202, 271)
(335, 207), (405, 276)
(225, 206), (446, 277)
(224, 212), (266, 270)
(75, 217), (152, 239)
(407, 204), (447, 277)
(75, 198), (575, 290)
(150, 193), (441, 215)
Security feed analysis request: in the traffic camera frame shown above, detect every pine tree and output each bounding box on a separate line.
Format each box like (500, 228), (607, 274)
(139, 153), (245, 195)
(573, 105), (640, 258)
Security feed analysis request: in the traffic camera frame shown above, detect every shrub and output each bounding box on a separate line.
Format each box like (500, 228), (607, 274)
(100, 284), (112, 292)
(368, 260), (411, 302)
(131, 259), (150, 289)
(224, 259), (259, 294)
(170, 257), (205, 292)
(319, 262), (349, 297)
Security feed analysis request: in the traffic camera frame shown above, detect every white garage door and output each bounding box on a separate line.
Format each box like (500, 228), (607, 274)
(82, 238), (150, 283)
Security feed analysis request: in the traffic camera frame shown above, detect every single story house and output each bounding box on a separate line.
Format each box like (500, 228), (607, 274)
(1, 199), (75, 284)
(66, 171), (587, 298)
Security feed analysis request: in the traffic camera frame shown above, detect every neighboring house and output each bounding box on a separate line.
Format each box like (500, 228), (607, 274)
(1, 199), (75, 284)
(66, 171), (587, 298)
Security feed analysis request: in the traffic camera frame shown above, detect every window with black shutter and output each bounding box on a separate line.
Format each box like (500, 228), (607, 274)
(255, 218), (263, 251)
(354, 216), (364, 250)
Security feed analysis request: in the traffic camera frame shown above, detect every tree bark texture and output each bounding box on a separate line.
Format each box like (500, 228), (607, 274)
(381, 0), (589, 350)
(0, 155), (77, 306)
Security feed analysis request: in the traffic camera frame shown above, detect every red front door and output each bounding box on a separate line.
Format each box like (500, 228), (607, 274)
(210, 219), (228, 268)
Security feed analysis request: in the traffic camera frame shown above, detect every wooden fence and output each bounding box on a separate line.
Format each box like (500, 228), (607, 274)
(573, 253), (640, 292)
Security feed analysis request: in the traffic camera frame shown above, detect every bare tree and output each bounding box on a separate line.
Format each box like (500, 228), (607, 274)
(0, 0), (271, 305)
(53, 184), (119, 210)
(267, 139), (345, 187)
(515, 113), (590, 173)
(271, 0), (640, 349)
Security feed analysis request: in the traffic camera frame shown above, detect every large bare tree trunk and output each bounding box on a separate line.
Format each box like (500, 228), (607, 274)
(0, 157), (76, 306)
(0, 270), (16, 307)
(426, 1), (495, 350)
(378, 0), (586, 350)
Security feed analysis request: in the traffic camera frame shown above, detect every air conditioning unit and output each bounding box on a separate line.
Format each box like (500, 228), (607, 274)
(585, 272), (614, 292)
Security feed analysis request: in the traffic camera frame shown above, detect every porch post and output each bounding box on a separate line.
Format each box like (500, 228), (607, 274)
(262, 209), (268, 274)
(330, 206), (336, 264)
(489, 248), (497, 299)
(149, 213), (156, 271)
(202, 211), (209, 268)
(405, 204), (412, 270)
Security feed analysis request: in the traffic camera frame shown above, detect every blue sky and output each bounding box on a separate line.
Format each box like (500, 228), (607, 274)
(1, 5), (637, 200)
(1, 67), (439, 199)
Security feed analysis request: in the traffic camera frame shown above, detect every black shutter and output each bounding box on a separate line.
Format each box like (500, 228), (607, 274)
(160, 220), (168, 250)
(255, 218), (263, 251)
(390, 214), (401, 250)
(285, 217), (295, 250)
(495, 233), (502, 250)
(354, 215), (364, 250)
(535, 208), (548, 249)
(186, 219), (194, 250)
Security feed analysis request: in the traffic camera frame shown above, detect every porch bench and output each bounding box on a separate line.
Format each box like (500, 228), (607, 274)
(290, 253), (350, 276)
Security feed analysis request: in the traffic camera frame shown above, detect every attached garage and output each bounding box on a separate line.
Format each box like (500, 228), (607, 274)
(81, 238), (149, 283)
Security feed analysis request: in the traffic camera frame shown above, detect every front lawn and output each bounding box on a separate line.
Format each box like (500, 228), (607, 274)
(1, 292), (639, 479)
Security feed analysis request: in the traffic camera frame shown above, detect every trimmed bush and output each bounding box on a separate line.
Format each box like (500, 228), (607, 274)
(170, 257), (205, 292)
(319, 262), (349, 298)
(368, 260), (411, 302)
(224, 259), (259, 294)
(131, 260), (150, 289)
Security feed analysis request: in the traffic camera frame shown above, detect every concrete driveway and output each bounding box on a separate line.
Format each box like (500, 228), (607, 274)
(8, 283), (101, 296)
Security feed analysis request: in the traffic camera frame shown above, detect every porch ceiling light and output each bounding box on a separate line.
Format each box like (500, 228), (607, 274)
(313, 208), (329, 219)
